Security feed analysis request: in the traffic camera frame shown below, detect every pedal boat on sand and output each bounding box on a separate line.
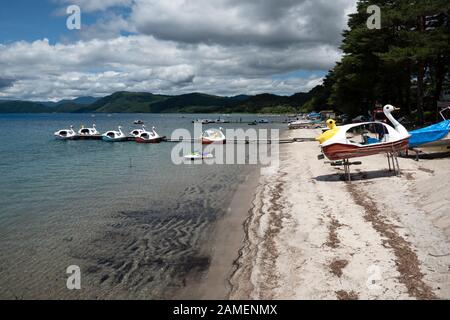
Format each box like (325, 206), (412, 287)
(409, 107), (450, 154)
(102, 126), (127, 142)
(318, 105), (410, 161)
(201, 127), (226, 145)
(54, 125), (76, 140)
(135, 126), (162, 143)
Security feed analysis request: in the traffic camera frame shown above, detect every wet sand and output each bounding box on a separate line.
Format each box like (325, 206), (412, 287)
(229, 128), (450, 300)
(173, 169), (261, 299)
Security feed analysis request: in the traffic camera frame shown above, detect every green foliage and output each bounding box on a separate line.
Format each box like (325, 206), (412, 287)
(0, 101), (51, 113)
(306, 0), (450, 124)
(259, 105), (297, 114)
(82, 91), (312, 114)
(299, 99), (315, 113)
(0, 91), (313, 114)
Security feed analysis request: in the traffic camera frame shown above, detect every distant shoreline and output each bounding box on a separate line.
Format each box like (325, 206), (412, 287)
(0, 112), (297, 116)
(0, 91), (311, 114)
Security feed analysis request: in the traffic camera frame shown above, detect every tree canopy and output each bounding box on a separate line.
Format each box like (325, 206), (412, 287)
(305, 0), (450, 124)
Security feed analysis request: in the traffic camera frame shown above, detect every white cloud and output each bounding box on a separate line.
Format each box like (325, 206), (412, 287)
(0, 0), (358, 100)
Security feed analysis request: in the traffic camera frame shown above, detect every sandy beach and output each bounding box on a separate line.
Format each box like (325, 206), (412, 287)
(229, 128), (450, 300)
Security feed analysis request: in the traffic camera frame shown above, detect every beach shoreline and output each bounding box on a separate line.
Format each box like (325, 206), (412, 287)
(173, 167), (262, 300)
(230, 128), (450, 300)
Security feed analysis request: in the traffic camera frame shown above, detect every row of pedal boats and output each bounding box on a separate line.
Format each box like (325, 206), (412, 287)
(54, 125), (227, 144)
(54, 125), (163, 143)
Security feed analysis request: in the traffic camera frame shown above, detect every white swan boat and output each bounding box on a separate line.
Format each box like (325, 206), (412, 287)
(102, 126), (127, 142)
(136, 126), (162, 143)
(202, 127), (226, 145)
(317, 105), (410, 161)
(129, 126), (147, 139)
(78, 124), (100, 137)
(54, 125), (77, 140)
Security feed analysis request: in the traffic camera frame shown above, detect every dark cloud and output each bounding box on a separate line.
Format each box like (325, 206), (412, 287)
(131, 0), (355, 47)
(0, 78), (15, 90)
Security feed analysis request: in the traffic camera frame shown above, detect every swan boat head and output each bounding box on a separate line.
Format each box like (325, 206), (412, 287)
(316, 119), (339, 144)
(383, 105), (409, 136)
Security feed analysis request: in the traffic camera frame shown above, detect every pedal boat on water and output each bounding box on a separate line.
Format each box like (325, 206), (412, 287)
(78, 124), (99, 136)
(129, 126), (146, 140)
(54, 125), (77, 140)
(184, 152), (214, 160)
(201, 127), (226, 145)
(102, 126), (127, 142)
(135, 126), (162, 143)
(77, 124), (101, 139)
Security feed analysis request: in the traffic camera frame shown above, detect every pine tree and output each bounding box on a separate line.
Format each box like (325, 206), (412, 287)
(310, 0), (450, 124)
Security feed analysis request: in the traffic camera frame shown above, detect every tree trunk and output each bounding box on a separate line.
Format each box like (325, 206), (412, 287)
(416, 15), (426, 125)
(405, 63), (412, 115)
(417, 61), (425, 125)
(433, 54), (445, 121)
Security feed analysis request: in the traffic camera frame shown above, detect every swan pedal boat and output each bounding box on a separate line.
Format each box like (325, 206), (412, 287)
(102, 126), (127, 142)
(202, 128), (226, 145)
(54, 126), (77, 140)
(318, 105), (410, 161)
(129, 126), (147, 140)
(135, 127), (163, 143)
(77, 124), (101, 139)
(78, 124), (99, 135)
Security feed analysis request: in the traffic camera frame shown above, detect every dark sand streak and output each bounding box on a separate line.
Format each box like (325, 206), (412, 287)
(325, 215), (343, 249)
(336, 290), (359, 300)
(347, 183), (436, 300)
(329, 259), (349, 278)
(259, 175), (286, 299)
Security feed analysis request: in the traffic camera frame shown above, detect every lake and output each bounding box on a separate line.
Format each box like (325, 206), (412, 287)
(0, 113), (286, 299)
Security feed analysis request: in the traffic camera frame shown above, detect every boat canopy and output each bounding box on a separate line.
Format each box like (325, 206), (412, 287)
(409, 120), (450, 148)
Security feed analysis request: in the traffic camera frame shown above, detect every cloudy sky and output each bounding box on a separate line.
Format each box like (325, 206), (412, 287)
(0, 0), (357, 101)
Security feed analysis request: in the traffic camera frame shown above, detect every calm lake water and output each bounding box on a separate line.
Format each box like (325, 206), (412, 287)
(0, 113), (286, 299)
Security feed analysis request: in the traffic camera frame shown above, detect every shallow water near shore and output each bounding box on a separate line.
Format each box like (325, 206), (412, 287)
(0, 113), (285, 299)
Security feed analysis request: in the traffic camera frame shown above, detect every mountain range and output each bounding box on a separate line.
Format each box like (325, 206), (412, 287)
(0, 91), (313, 114)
